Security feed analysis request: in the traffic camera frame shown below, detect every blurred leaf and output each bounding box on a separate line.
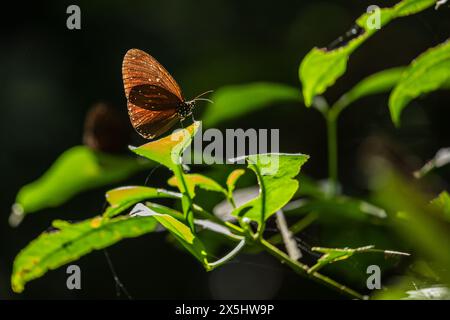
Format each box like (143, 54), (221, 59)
(131, 121), (200, 171)
(372, 168), (450, 283)
(284, 196), (387, 221)
(11, 146), (151, 225)
(299, 0), (435, 106)
(372, 274), (445, 300)
(389, 40), (450, 125)
(294, 175), (326, 199)
(232, 153), (309, 222)
(168, 174), (227, 197)
(202, 82), (301, 126)
(403, 286), (450, 299)
(431, 191), (450, 221)
(103, 186), (180, 218)
(130, 203), (210, 269)
(12, 215), (159, 293)
(334, 67), (405, 112)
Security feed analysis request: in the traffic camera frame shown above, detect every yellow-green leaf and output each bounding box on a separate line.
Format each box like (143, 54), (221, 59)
(131, 121), (200, 171)
(104, 186), (180, 218)
(167, 174), (227, 197)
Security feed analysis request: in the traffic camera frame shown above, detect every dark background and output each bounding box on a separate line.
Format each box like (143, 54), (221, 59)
(1, 0), (449, 299)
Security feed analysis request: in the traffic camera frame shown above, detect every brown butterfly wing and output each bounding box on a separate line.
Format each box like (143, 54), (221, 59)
(122, 48), (183, 100)
(122, 49), (184, 139)
(128, 102), (179, 139)
(128, 84), (182, 111)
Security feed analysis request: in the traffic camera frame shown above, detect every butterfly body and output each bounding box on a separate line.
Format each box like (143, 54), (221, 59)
(122, 48), (210, 139)
(177, 101), (195, 119)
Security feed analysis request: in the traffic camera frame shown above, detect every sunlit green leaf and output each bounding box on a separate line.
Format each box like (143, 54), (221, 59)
(299, 0), (435, 106)
(11, 215), (159, 293)
(202, 83), (301, 126)
(130, 122), (200, 231)
(232, 153), (309, 222)
(431, 191), (450, 221)
(131, 121), (200, 171)
(167, 174), (227, 197)
(11, 146), (151, 225)
(130, 203), (210, 269)
(389, 40), (450, 125)
(103, 186), (180, 218)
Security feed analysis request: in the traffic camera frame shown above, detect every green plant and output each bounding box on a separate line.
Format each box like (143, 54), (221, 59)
(10, 0), (450, 299)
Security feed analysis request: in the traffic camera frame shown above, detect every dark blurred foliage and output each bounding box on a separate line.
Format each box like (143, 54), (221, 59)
(0, 0), (449, 299)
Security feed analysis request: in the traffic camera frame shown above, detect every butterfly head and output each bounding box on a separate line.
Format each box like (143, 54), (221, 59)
(177, 100), (195, 119)
(177, 90), (214, 119)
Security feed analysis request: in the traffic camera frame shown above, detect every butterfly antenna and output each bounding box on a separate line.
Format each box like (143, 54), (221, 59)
(194, 98), (214, 104)
(192, 90), (214, 100)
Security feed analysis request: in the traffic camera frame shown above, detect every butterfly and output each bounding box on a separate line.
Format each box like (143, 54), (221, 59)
(122, 48), (212, 139)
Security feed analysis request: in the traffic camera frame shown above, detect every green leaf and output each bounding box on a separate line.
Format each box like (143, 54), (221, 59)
(299, 0), (435, 106)
(202, 82), (301, 127)
(389, 40), (450, 125)
(309, 245), (408, 273)
(130, 204), (210, 269)
(11, 146), (151, 225)
(103, 186), (180, 218)
(11, 215), (159, 293)
(431, 191), (450, 221)
(334, 67), (405, 113)
(167, 174), (227, 197)
(231, 153), (309, 222)
(131, 121), (200, 171)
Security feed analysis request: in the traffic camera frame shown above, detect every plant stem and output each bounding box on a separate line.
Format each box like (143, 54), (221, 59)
(268, 212), (318, 245)
(259, 238), (364, 299)
(326, 111), (338, 196)
(173, 163), (195, 231)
